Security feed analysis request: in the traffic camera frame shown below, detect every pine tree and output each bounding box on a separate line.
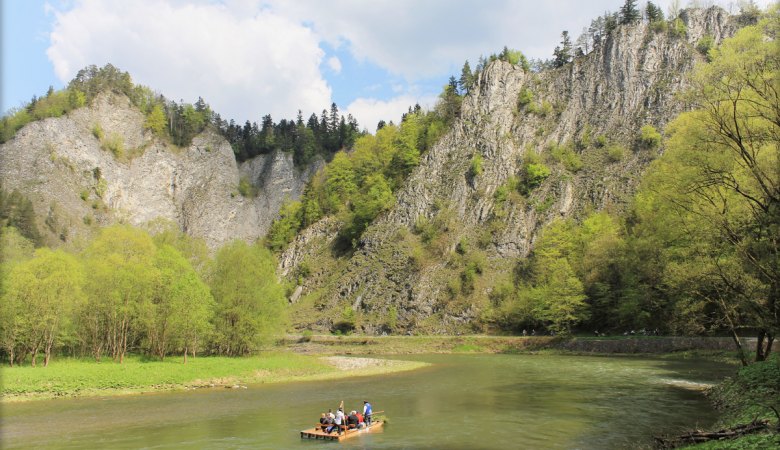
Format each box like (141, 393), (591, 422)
(459, 60), (474, 95)
(553, 31), (572, 67)
(619, 0), (640, 25)
(645, 1), (664, 22)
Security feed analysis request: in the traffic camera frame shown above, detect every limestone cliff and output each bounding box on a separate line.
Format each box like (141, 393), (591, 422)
(0, 92), (319, 249)
(283, 8), (738, 333)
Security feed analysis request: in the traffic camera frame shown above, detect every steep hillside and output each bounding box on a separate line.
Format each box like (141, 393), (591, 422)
(282, 7), (738, 333)
(0, 91), (320, 249)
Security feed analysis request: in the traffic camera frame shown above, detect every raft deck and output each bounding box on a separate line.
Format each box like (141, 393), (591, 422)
(300, 421), (384, 441)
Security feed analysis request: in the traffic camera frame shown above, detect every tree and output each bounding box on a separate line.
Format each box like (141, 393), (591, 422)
(639, 14), (780, 363)
(459, 60), (474, 95)
(0, 227), (35, 366)
(553, 31), (573, 67)
(531, 259), (589, 334)
(81, 225), (157, 363)
(645, 1), (664, 23)
(2, 248), (84, 366)
(144, 104), (166, 136)
(619, 0), (640, 24)
(209, 241), (287, 355)
(148, 245), (213, 362)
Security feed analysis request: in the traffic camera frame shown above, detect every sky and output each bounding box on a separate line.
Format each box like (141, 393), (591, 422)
(1, 0), (773, 132)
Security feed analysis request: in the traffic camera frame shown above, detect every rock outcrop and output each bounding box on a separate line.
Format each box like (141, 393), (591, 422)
(0, 92), (318, 249)
(282, 7), (738, 333)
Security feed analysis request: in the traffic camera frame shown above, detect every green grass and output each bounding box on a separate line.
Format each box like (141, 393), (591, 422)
(677, 355), (780, 449)
(1, 353), (324, 397)
(1, 352), (426, 401)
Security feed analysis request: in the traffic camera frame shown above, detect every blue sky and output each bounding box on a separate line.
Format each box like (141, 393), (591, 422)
(2, 0), (773, 131)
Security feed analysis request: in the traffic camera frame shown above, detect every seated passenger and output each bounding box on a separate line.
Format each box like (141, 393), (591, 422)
(319, 413), (328, 432)
(347, 411), (359, 429)
(356, 411), (365, 428)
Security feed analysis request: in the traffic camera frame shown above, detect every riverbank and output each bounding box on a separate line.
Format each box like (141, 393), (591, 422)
(0, 352), (428, 403)
(1, 335), (754, 404)
(283, 334), (752, 359)
(674, 355), (780, 449)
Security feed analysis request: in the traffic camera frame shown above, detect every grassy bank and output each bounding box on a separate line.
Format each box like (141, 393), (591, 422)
(673, 355), (780, 449)
(0, 352), (428, 402)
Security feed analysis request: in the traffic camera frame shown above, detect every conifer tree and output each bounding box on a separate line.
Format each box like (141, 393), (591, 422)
(620, 0), (640, 24)
(645, 1), (664, 22)
(553, 31), (573, 67)
(459, 60), (474, 95)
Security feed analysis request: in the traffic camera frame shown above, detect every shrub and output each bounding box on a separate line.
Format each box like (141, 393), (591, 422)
(469, 154), (484, 178)
(669, 18), (687, 38)
(237, 176), (258, 198)
(606, 144), (625, 162)
(549, 143), (583, 173)
(79, 190), (90, 201)
(650, 20), (668, 33)
(595, 135), (608, 148)
(520, 163), (551, 194)
(696, 34), (714, 59)
(92, 124), (104, 140)
(639, 125), (662, 149)
(517, 88), (533, 108)
(102, 133), (124, 159)
(95, 178), (108, 198)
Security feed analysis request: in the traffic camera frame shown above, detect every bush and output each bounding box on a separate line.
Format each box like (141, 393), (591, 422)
(517, 88), (533, 108)
(469, 154), (484, 178)
(92, 124), (104, 140)
(102, 133), (125, 159)
(606, 144), (625, 162)
(520, 163), (551, 194)
(650, 20), (668, 33)
(696, 34), (714, 59)
(669, 18), (687, 38)
(639, 125), (661, 150)
(549, 143), (583, 172)
(237, 176), (258, 198)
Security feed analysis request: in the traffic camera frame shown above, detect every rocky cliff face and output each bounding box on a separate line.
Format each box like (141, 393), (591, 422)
(283, 8), (738, 333)
(0, 92), (318, 249)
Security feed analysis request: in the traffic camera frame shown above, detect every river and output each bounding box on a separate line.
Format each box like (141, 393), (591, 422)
(0, 354), (734, 449)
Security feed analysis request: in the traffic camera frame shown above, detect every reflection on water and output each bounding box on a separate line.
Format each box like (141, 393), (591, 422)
(0, 354), (734, 449)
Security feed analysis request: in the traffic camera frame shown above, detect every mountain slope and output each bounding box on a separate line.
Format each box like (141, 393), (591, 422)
(282, 7), (739, 333)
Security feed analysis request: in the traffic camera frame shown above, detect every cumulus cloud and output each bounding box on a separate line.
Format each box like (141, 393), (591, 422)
(327, 56), (342, 74)
(46, 0), (332, 122)
(346, 94), (438, 133)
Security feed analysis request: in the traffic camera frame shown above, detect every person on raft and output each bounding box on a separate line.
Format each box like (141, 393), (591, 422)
(333, 407), (345, 434)
(363, 400), (373, 425)
(347, 410), (360, 429)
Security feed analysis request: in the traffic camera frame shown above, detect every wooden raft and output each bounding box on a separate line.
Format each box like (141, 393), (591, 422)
(300, 420), (384, 442)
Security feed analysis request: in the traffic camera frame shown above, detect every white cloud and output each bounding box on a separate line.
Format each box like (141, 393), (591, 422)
(46, 0), (332, 122)
(346, 94), (437, 133)
(327, 56), (342, 74)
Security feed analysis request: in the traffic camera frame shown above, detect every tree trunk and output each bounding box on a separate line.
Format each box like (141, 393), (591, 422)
(756, 330), (767, 362)
(765, 334), (774, 360)
(183, 346), (188, 364)
(719, 298), (748, 366)
(8, 347), (14, 367)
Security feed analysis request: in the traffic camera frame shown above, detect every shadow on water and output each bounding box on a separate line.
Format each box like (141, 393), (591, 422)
(1, 354), (731, 450)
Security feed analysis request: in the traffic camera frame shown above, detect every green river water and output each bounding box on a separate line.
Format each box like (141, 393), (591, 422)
(1, 354), (734, 449)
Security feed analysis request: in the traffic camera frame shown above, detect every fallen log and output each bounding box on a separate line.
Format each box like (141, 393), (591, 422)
(654, 419), (771, 448)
